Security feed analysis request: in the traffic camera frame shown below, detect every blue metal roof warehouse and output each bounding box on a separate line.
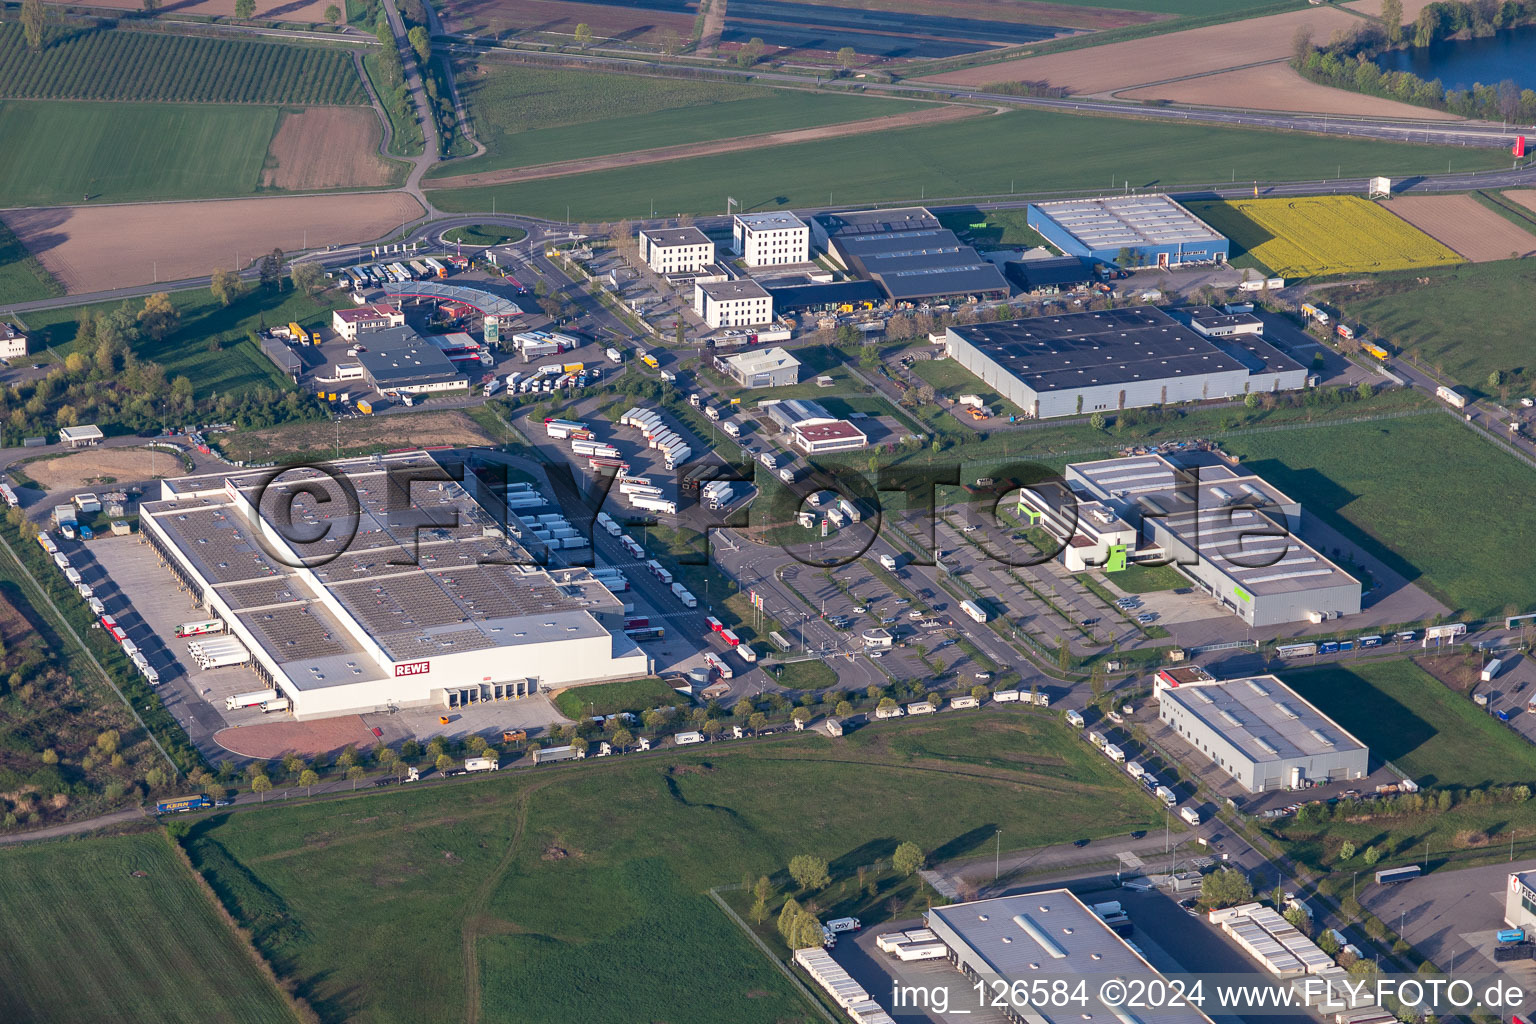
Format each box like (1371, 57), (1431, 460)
(1028, 194), (1228, 269)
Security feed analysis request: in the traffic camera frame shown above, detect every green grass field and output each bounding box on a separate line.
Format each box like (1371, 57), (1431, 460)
(0, 216), (63, 304)
(937, 207), (1051, 250)
(428, 107), (1505, 219)
(441, 224), (528, 246)
(1317, 261), (1536, 397)
(186, 714), (1159, 1023)
(0, 833), (298, 1024)
(1106, 562), (1186, 593)
(1282, 661), (1533, 789)
(23, 284), (344, 400)
(552, 676), (687, 719)
(0, 24), (364, 104)
(1221, 411), (1536, 617)
(430, 66), (907, 179)
(0, 101), (279, 207)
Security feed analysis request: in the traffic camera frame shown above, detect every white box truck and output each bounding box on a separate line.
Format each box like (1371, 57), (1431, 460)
(1481, 659), (1503, 682)
(226, 688), (279, 711)
(1179, 806), (1202, 826)
(879, 553), (897, 570)
(261, 697), (291, 713)
(1103, 742), (1126, 763)
(960, 599), (987, 623)
(464, 757), (500, 772)
(1155, 785), (1177, 808)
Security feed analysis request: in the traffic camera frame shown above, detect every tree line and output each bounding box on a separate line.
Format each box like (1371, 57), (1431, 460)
(1293, 0), (1536, 122)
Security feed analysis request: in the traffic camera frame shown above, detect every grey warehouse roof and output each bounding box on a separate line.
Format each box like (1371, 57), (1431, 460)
(927, 890), (1216, 1024)
(814, 207), (940, 237)
(1068, 455), (1358, 598)
(948, 307), (1248, 392)
(735, 212), (807, 231)
(640, 226), (712, 248)
(1034, 195), (1226, 251)
(354, 326), (467, 388)
(1159, 675), (1368, 764)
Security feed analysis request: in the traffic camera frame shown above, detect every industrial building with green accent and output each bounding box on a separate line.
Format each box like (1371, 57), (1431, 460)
(1063, 454), (1361, 627)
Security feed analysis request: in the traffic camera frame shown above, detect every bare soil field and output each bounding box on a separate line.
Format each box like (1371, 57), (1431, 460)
(216, 409), (495, 462)
(1383, 195), (1536, 261)
(1117, 62), (1460, 118)
(922, 5), (1361, 92)
(215, 716), (379, 759)
(2, 192), (423, 293)
(23, 448), (174, 490)
(439, 0), (695, 42)
(261, 108), (400, 191)
(52, 0), (343, 22)
(425, 103), (983, 189)
(1503, 191), (1536, 217)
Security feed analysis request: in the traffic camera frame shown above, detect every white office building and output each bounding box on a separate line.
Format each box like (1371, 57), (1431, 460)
(694, 278), (773, 329)
(733, 212), (809, 267)
(638, 226), (716, 274)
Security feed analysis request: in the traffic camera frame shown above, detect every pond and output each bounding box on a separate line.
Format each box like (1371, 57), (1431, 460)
(1375, 24), (1536, 93)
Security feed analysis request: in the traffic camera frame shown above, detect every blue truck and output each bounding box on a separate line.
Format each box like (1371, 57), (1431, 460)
(155, 795), (211, 814)
(78, 523), (93, 540)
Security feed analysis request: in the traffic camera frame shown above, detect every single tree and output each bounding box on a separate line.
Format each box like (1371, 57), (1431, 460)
(570, 736), (589, 756)
(138, 292), (179, 340)
(258, 248), (284, 291)
(788, 854), (830, 891)
(22, 0), (46, 51)
(251, 774), (272, 801)
(299, 768), (319, 795)
(1089, 411), (1106, 431)
(1381, 0), (1404, 44)
(611, 727), (633, 749)
(1356, 380), (1373, 401)
(736, 36), (765, 67)
(791, 707), (811, 727)
(971, 685), (989, 702)
(143, 0), (159, 11)
(324, 3), (340, 23)
(436, 753), (454, 774)
(777, 897), (803, 941)
(210, 269), (242, 307)
(834, 699), (853, 718)
(1199, 867), (1253, 909)
(926, 692), (942, 709)
(290, 261), (327, 296)
(408, 25), (430, 63)
(1362, 844), (1381, 866)
(675, 320), (685, 345)
(790, 914), (824, 949)
(234, 0), (255, 18)
(1339, 840), (1356, 861)
(347, 765), (366, 789)
(659, 28), (681, 55)
(573, 22), (592, 48)
(893, 840), (924, 877)
(836, 45), (856, 70)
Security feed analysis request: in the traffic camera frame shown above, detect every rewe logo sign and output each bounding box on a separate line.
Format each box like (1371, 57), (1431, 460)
(394, 660), (431, 677)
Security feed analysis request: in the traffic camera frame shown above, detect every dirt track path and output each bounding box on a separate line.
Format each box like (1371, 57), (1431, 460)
(462, 781), (549, 1024)
(424, 103), (985, 190)
(699, 0), (727, 52)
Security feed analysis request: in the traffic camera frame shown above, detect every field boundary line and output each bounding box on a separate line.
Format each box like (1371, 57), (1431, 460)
(0, 527), (179, 775)
(165, 830), (316, 1024)
(706, 884), (839, 1023)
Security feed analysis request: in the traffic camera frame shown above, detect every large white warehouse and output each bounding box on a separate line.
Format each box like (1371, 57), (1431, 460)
(139, 452), (650, 720)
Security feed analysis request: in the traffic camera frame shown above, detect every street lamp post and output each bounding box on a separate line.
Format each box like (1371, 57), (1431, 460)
(995, 828), (1002, 882)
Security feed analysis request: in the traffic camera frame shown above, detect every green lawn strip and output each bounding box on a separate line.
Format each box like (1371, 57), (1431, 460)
(0, 101), (278, 207)
(1105, 562), (1187, 593)
(0, 833), (299, 1024)
(442, 224), (528, 246)
(552, 676), (688, 719)
(767, 659), (839, 690)
(427, 104), (1504, 221)
(0, 217), (63, 305)
(430, 71), (910, 178)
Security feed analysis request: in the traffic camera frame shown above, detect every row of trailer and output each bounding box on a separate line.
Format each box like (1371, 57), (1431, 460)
(507, 362), (599, 397)
(188, 634), (252, 671)
(39, 530), (162, 687)
(343, 257), (448, 289)
(620, 407), (692, 474)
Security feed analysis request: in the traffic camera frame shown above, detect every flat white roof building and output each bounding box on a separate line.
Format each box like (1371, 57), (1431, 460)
(733, 212), (809, 267)
(59, 424), (105, 447)
(1155, 672), (1369, 792)
(638, 226), (715, 274)
(717, 346), (800, 387)
(139, 452), (650, 720)
(694, 278), (773, 329)
(925, 890), (1218, 1024)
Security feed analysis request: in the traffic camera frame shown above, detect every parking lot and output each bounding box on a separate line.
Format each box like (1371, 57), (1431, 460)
(80, 534), (269, 759)
(1362, 856), (1536, 979)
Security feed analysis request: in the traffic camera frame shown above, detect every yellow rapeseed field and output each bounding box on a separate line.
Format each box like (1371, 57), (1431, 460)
(1184, 196), (1462, 278)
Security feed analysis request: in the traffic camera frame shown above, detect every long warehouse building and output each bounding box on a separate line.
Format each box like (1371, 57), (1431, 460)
(139, 452), (650, 720)
(946, 306), (1305, 419)
(1061, 454), (1361, 627)
(1155, 672), (1369, 792)
(924, 890), (1219, 1024)
(1028, 194), (1229, 268)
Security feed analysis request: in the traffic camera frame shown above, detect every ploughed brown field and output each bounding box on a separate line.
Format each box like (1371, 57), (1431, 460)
(1116, 63), (1460, 118)
(2, 192), (424, 293)
(261, 108), (401, 191)
(1382, 195), (1536, 262)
